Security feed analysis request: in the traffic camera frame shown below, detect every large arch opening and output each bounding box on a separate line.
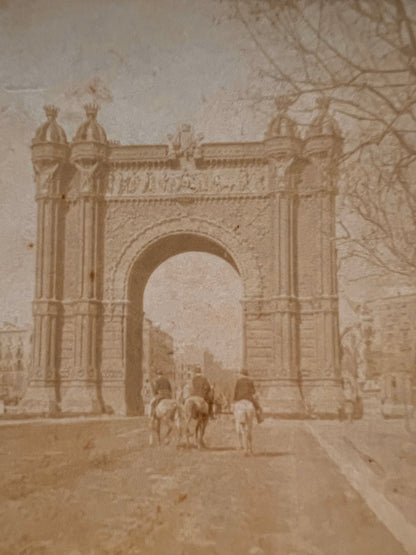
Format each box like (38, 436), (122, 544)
(125, 233), (244, 414)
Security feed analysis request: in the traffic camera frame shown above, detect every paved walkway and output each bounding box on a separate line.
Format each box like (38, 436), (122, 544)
(307, 419), (416, 554)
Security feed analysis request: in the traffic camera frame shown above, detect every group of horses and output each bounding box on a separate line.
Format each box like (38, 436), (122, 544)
(149, 393), (256, 455)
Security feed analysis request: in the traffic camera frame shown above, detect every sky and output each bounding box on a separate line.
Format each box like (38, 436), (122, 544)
(0, 0), (411, 367)
(144, 253), (243, 368)
(0, 0), (259, 368)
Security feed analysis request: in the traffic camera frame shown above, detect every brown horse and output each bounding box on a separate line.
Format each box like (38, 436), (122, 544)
(182, 396), (209, 449)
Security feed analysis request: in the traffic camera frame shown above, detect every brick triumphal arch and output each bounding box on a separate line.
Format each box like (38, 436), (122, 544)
(22, 97), (344, 417)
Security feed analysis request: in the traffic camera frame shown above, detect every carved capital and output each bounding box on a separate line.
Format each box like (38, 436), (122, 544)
(272, 296), (299, 313)
(298, 296), (339, 314)
(71, 300), (101, 316)
(33, 160), (63, 196)
(32, 299), (61, 316)
(72, 160), (103, 195)
(268, 155), (296, 190)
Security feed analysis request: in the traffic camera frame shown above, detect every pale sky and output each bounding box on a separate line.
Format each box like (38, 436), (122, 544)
(144, 253), (243, 369)
(0, 0), (410, 367)
(0, 0), (259, 367)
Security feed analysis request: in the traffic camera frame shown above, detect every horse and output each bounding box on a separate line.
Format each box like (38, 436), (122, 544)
(233, 399), (256, 455)
(182, 395), (209, 449)
(149, 398), (181, 446)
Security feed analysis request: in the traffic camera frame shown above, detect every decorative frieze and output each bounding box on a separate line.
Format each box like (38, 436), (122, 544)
(105, 164), (268, 197)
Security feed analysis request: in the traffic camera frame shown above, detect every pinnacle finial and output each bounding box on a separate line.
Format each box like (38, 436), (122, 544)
(316, 96), (331, 111)
(84, 103), (99, 119)
(43, 105), (58, 120)
(274, 95), (294, 113)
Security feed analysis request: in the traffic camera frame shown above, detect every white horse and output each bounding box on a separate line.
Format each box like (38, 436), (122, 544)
(149, 398), (181, 446)
(233, 399), (256, 455)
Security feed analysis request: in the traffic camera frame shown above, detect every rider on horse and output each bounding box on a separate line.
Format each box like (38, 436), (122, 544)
(191, 366), (214, 418)
(233, 369), (264, 423)
(149, 369), (173, 418)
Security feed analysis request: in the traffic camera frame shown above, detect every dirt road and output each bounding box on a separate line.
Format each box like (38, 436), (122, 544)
(0, 416), (408, 554)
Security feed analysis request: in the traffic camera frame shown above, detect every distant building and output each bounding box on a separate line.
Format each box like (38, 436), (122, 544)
(173, 344), (205, 390)
(365, 294), (416, 417)
(0, 323), (32, 403)
(203, 350), (238, 404)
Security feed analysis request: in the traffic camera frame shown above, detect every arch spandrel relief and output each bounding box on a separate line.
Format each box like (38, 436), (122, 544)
(109, 217), (265, 301)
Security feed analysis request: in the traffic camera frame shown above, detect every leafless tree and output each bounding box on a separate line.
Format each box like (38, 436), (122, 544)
(224, 0), (416, 283)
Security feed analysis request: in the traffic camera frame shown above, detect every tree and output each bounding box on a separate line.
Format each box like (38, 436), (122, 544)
(226, 0), (416, 284)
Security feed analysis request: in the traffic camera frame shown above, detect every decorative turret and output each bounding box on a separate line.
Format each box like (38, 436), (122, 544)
(73, 104), (107, 144)
(33, 105), (67, 145)
(298, 96), (344, 416)
(264, 96), (300, 159)
(63, 104), (108, 413)
(71, 104), (108, 166)
(31, 106), (68, 165)
(304, 97), (342, 158)
(265, 96), (298, 139)
(21, 105), (69, 414)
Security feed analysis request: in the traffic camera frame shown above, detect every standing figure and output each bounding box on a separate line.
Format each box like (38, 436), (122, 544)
(233, 369), (264, 423)
(343, 373), (358, 423)
(149, 369), (173, 418)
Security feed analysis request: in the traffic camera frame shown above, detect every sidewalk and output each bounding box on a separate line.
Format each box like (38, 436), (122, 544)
(307, 417), (416, 554)
(0, 414), (136, 426)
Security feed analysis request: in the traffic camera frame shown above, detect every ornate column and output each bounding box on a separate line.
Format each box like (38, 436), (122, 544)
(21, 106), (68, 413)
(262, 96), (304, 415)
(299, 97), (344, 416)
(60, 104), (107, 413)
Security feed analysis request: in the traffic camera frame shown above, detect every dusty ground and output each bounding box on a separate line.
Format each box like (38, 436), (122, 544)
(0, 416), (411, 555)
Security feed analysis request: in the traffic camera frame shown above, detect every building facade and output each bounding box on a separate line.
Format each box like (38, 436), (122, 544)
(22, 96), (344, 417)
(141, 316), (175, 404)
(365, 294), (416, 417)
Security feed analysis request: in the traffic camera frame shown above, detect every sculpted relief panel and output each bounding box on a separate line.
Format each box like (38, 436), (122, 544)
(103, 197), (272, 300)
(106, 164), (268, 197)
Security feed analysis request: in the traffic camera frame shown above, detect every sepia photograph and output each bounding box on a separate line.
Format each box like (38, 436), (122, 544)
(0, 0), (415, 553)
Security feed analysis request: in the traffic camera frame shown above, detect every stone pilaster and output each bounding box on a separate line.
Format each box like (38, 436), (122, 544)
(262, 98), (305, 415)
(60, 109), (108, 413)
(299, 104), (343, 417)
(21, 113), (69, 414)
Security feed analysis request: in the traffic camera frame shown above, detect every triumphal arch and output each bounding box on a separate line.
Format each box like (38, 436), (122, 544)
(22, 97), (344, 417)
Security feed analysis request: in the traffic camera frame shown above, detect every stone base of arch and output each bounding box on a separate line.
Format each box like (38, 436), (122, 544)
(20, 378), (343, 418)
(20, 383), (60, 416)
(60, 381), (102, 414)
(301, 379), (344, 418)
(99, 381), (130, 416)
(255, 379), (306, 417)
